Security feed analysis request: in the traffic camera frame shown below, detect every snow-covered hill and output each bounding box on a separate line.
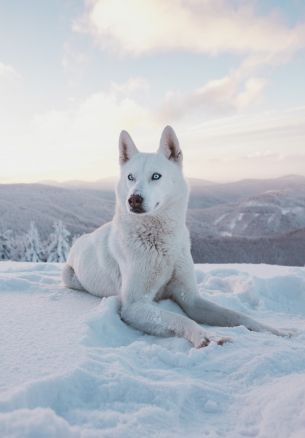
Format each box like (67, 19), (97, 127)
(0, 184), (114, 239)
(207, 189), (305, 238)
(1, 176), (305, 240)
(1, 262), (305, 437)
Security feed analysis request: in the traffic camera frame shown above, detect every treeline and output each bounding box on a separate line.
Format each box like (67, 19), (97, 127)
(0, 221), (74, 262)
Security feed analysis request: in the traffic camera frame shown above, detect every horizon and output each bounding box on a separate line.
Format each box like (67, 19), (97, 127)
(1, 1), (305, 183)
(1, 173), (305, 187)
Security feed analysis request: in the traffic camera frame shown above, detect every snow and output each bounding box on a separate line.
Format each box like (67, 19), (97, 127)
(1, 262), (305, 438)
(281, 206), (304, 216)
(219, 231), (232, 237)
(213, 213), (227, 225)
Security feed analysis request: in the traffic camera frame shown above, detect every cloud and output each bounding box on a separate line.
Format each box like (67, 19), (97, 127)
(0, 83), (158, 182)
(1, 64), (304, 183)
(181, 106), (305, 181)
(0, 62), (19, 80)
(186, 106), (305, 143)
(0, 62), (23, 122)
(110, 77), (150, 96)
(26, 90), (152, 166)
(159, 68), (266, 120)
(0, 62), (20, 86)
(76, 0), (305, 56)
(2, 102), (305, 183)
(74, 1), (305, 121)
(235, 77), (266, 109)
(70, 0), (305, 124)
(62, 42), (89, 85)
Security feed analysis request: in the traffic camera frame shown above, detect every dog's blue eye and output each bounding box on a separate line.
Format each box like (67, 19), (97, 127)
(152, 173), (162, 181)
(128, 173), (135, 181)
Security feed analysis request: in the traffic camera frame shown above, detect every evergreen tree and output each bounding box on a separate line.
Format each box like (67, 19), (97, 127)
(0, 230), (13, 260)
(47, 220), (70, 262)
(11, 233), (27, 261)
(24, 222), (45, 262)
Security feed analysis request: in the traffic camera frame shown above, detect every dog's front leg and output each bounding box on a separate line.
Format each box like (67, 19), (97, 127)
(120, 299), (228, 348)
(170, 256), (287, 337)
(180, 295), (286, 336)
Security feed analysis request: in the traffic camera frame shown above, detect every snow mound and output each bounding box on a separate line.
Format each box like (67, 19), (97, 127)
(1, 262), (305, 437)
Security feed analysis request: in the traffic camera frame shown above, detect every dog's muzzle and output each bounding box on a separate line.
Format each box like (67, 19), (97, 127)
(128, 194), (145, 213)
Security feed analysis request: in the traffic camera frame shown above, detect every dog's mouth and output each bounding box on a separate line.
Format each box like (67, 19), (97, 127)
(129, 206), (146, 214)
(129, 202), (160, 215)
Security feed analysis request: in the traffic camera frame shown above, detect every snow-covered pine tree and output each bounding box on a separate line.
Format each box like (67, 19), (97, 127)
(0, 230), (13, 260)
(11, 233), (27, 261)
(47, 220), (71, 262)
(24, 222), (45, 262)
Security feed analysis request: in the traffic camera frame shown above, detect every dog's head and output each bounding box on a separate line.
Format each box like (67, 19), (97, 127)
(116, 126), (188, 215)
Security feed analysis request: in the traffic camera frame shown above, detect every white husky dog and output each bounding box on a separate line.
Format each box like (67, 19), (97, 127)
(63, 126), (286, 347)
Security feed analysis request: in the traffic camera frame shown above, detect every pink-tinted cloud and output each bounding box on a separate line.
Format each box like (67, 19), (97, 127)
(76, 0), (305, 56)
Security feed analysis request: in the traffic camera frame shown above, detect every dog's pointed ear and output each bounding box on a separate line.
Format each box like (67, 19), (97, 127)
(158, 126), (182, 165)
(119, 130), (139, 165)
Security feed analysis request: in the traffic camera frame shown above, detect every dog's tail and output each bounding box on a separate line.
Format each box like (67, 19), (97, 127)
(62, 264), (84, 291)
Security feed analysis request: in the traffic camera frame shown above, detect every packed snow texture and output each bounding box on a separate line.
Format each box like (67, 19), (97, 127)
(1, 262), (305, 437)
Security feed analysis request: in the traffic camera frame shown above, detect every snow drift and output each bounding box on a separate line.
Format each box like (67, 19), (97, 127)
(1, 262), (305, 437)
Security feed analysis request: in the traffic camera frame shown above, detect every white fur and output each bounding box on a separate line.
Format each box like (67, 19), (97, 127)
(63, 126), (288, 347)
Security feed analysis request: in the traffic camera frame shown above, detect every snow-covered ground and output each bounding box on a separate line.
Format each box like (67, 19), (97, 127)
(1, 262), (305, 438)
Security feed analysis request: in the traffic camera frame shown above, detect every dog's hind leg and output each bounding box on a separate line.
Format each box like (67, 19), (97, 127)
(62, 264), (85, 291)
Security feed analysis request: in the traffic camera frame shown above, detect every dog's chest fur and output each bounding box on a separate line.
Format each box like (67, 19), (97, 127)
(112, 212), (181, 281)
(130, 215), (175, 256)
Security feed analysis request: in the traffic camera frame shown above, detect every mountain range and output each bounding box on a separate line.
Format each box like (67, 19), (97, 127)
(1, 175), (305, 265)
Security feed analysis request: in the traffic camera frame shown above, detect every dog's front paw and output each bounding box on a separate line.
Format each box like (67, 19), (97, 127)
(193, 333), (210, 348)
(192, 331), (232, 348)
(209, 335), (233, 346)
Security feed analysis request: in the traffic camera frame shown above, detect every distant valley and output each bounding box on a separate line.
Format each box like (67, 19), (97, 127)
(1, 175), (305, 265)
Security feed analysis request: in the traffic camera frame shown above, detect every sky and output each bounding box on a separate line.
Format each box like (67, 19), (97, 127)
(0, 0), (305, 183)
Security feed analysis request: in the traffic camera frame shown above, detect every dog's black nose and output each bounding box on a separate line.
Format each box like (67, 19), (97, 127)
(128, 194), (144, 211)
